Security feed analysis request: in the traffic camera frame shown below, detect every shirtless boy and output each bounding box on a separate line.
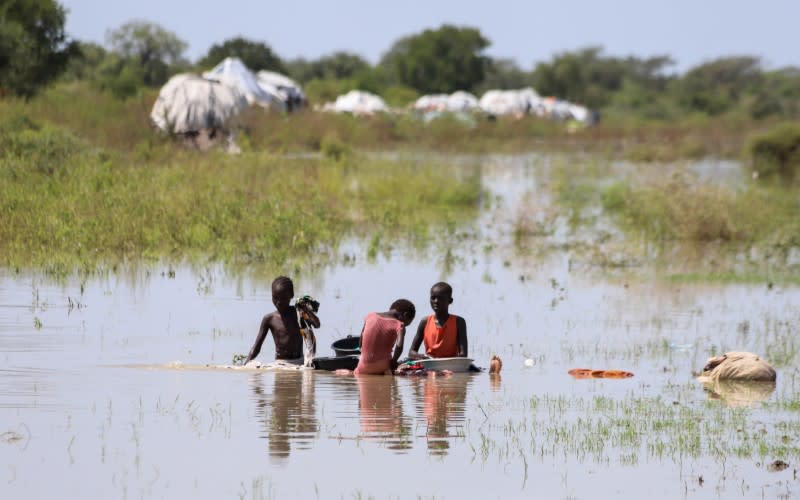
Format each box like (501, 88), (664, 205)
(244, 276), (320, 365)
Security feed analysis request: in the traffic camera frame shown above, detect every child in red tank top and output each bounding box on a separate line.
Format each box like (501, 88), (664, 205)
(408, 282), (468, 359)
(354, 299), (416, 375)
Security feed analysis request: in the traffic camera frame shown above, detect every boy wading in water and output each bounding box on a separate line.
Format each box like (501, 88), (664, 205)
(408, 282), (468, 359)
(354, 299), (416, 375)
(244, 276), (320, 366)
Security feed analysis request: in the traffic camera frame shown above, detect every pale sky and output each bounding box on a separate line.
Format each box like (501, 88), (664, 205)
(61, 0), (799, 73)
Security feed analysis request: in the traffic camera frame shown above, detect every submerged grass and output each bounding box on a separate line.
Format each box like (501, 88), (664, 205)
(520, 158), (800, 281)
(471, 392), (800, 468)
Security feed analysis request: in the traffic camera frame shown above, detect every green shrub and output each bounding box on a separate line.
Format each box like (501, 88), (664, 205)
(0, 121), (85, 175)
(748, 123), (800, 181)
(320, 133), (351, 161)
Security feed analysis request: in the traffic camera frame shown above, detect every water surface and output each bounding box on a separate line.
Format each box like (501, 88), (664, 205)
(1, 155), (798, 499)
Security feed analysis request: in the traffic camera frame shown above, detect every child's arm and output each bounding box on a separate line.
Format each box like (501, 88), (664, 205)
(391, 325), (406, 369)
(407, 320), (427, 359)
(456, 316), (468, 357)
(244, 315), (271, 363)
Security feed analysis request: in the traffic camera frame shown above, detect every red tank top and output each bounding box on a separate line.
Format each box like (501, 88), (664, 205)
(355, 313), (403, 375)
(423, 314), (459, 357)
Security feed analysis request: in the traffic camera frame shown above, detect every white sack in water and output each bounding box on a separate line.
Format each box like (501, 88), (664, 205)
(701, 351), (777, 382)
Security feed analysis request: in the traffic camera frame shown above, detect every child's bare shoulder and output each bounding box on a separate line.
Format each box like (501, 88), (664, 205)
(261, 310), (279, 323)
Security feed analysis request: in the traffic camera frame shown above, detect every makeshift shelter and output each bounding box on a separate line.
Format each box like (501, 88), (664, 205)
(446, 91), (479, 112)
(202, 57), (285, 111)
(414, 91), (479, 113)
(323, 90), (388, 115)
(479, 88), (541, 117)
(257, 70), (306, 112)
(413, 94), (449, 112)
(150, 73), (248, 134)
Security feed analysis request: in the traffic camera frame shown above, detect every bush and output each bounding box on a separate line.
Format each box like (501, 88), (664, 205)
(0, 119), (85, 175)
(320, 133), (351, 161)
(748, 123), (800, 181)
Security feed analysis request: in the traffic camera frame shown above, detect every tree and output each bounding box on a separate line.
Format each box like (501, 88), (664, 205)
(0, 0), (76, 97)
(197, 37), (285, 73)
(532, 47), (675, 109)
(106, 20), (187, 87)
(474, 58), (532, 94)
(674, 56), (763, 115)
(285, 52), (370, 83)
(61, 41), (107, 81)
(380, 25), (490, 94)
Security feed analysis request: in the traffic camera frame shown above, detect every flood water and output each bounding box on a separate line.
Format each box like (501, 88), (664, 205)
(2, 155), (799, 499)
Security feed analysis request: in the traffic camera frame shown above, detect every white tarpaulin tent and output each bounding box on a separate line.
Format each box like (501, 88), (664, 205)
(323, 90), (387, 115)
(413, 94), (449, 112)
(479, 87), (542, 116)
(150, 73), (249, 134)
(414, 91), (479, 113)
(446, 91), (479, 112)
(203, 57), (285, 111)
(257, 70), (306, 111)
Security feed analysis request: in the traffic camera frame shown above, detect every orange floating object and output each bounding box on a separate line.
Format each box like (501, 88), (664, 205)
(568, 368), (634, 379)
(568, 368), (595, 379)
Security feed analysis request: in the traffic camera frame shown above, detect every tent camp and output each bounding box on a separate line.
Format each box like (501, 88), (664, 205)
(322, 90), (388, 115)
(202, 57), (285, 111)
(150, 73), (248, 134)
(257, 70), (306, 112)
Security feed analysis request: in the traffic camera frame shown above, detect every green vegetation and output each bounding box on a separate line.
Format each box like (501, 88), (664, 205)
(0, 0), (75, 97)
(469, 393), (800, 468)
(380, 25), (490, 94)
(0, 114), (481, 273)
(599, 171), (800, 244)
(197, 37), (285, 73)
(748, 123), (800, 181)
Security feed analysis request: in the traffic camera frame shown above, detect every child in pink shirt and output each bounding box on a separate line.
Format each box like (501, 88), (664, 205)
(354, 299), (416, 375)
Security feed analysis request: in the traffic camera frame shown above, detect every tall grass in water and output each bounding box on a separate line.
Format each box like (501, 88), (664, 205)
(601, 170), (800, 244)
(0, 119), (481, 274)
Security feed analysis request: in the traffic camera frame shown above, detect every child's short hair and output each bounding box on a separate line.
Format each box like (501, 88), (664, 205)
(272, 276), (294, 294)
(390, 299), (415, 318)
(431, 282), (453, 296)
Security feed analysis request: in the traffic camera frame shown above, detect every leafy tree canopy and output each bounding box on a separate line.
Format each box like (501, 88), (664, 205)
(532, 47), (675, 109)
(0, 0), (76, 97)
(675, 56), (762, 115)
(106, 20), (187, 87)
(380, 24), (490, 94)
(198, 37), (285, 73)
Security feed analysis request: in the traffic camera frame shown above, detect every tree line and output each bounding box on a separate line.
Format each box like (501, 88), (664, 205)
(2, 0), (798, 121)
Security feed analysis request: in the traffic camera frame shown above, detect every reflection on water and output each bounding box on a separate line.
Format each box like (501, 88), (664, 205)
(356, 375), (411, 451)
(702, 379), (777, 408)
(250, 371), (317, 461)
(412, 374), (473, 456)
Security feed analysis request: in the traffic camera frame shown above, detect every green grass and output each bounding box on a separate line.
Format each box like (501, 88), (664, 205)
(0, 119), (481, 275)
